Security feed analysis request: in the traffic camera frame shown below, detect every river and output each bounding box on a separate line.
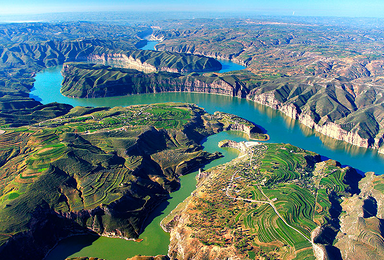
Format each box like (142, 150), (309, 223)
(45, 131), (246, 260)
(37, 41), (384, 259)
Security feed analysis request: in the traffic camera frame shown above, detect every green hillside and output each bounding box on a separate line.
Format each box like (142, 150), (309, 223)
(0, 103), (264, 259)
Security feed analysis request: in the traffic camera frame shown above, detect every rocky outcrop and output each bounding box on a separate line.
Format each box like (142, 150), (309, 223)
(218, 139), (248, 152)
(88, 53), (157, 73)
(334, 172), (384, 260)
(88, 49), (222, 73)
(249, 91), (372, 149)
(61, 62), (384, 153)
(212, 111), (269, 140)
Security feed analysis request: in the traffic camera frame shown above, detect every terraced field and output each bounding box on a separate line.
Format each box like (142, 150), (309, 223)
(164, 142), (362, 259)
(0, 103), (266, 259)
(0, 104), (198, 247)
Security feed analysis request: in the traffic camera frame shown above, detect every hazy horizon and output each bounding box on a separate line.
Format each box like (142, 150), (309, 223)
(1, 0), (384, 19)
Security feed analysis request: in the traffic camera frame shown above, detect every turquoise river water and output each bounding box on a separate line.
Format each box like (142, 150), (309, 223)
(34, 42), (384, 259)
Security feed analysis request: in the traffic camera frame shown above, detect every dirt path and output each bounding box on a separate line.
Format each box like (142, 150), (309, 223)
(225, 144), (313, 244)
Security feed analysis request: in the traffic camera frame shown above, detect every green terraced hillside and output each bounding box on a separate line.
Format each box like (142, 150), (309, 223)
(0, 103), (264, 260)
(162, 142), (362, 260)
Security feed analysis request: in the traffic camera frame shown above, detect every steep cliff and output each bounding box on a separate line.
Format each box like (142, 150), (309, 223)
(88, 49), (222, 73)
(246, 78), (384, 152)
(155, 42), (248, 67)
(60, 63), (384, 153)
(335, 172), (384, 260)
(61, 63), (247, 99)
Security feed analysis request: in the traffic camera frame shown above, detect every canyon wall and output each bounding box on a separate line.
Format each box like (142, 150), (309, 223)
(62, 63), (384, 153)
(87, 49), (222, 73)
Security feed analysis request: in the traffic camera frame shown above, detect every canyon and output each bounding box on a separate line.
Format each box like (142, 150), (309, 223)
(61, 62), (384, 154)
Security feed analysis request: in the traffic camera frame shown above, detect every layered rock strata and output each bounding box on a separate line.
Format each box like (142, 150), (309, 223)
(61, 62), (384, 154)
(87, 49), (222, 73)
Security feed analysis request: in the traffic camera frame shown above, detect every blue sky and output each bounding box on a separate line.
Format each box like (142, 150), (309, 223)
(1, 0), (384, 18)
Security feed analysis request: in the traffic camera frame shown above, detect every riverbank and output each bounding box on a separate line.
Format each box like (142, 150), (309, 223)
(45, 131), (246, 259)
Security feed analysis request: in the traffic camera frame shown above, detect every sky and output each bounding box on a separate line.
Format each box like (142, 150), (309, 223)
(1, 0), (384, 18)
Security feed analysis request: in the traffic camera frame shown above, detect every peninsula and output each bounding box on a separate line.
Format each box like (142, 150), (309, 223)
(162, 140), (384, 259)
(0, 103), (267, 259)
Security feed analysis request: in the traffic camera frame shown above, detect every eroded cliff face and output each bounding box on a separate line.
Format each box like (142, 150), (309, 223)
(87, 49), (222, 74)
(154, 43), (248, 66)
(0, 202), (93, 260)
(88, 53), (160, 73)
(56, 192), (165, 240)
(248, 90), (373, 150)
(61, 63), (247, 99)
(335, 172), (384, 260)
(61, 61), (384, 153)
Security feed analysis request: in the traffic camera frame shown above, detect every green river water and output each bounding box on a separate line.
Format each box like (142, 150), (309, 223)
(30, 43), (384, 259)
(45, 132), (245, 260)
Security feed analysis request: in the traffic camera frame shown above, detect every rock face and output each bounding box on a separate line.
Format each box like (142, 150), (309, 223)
(61, 62), (384, 153)
(218, 139), (248, 152)
(88, 49), (222, 73)
(61, 63), (247, 99)
(89, 53), (157, 73)
(0, 201), (93, 260)
(335, 172), (384, 260)
(247, 88), (374, 151)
